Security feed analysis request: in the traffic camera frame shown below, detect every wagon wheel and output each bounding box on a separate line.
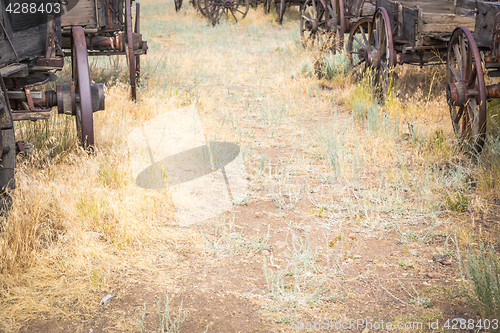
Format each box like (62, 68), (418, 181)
(175, 0), (183, 11)
(71, 26), (94, 149)
(205, 0), (250, 25)
(197, 0), (208, 15)
(300, 0), (344, 53)
(277, 0), (286, 24)
(367, 7), (395, 103)
(300, 0), (335, 52)
(0, 78), (16, 215)
(446, 26), (487, 153)
(347, 17), (371, 71)
(125, 0), (137, 100)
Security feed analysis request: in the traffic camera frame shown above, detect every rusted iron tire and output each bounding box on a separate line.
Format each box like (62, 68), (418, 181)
(447, 26), (487, 153)
(197, 0), (208, 15)
(347, 17), (371, 69)
(72, 26), (94, 149)
(125, 0), (137, 100)
(175, 0), (183, 11)
(204, 0), (249, 25)
(368, 7), (395, 103)
(0, 78), (16, 215)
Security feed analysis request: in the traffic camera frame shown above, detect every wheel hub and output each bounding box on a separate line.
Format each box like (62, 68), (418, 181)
(366, 49), (381, 68)
(305, 19), (318, 32)
(447, 81), (468, 107)
(224, 0), (233, 8)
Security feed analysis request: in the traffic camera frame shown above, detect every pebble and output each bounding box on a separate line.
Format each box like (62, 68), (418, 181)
(275, 241), (287, 249)
(433, 254), (449, 263)
(100, 294), (116, 305)
(85, 231), (105, 240)
(262, 250), (270, 256)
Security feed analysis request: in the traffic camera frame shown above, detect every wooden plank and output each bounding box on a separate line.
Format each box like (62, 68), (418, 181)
(402, 4), (418, 46)
(398, 0), (456, 14)
(61, 0), (97, 28)
(346, 0), (364, 17)
(0, 64), (28, 77)
(360, 2), (375, 17)
(475, 1), (500, 48)
(456, 0), (475, 14)
(0, 23), (46, 64)
(420, 13), (475, 35)
(3, 0), (46, 32)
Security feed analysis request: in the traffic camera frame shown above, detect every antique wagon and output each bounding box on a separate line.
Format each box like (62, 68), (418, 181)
(300, 0), (375, 51)
(60, 0), (148, 100)
(347, 0), (476, 101)
(447, 0), (500, 152)
(0, 0), (108, 210)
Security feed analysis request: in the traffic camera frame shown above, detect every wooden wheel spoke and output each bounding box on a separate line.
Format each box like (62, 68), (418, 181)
(452, 44), (463, 77)
(353, 34), (364, 48)
(360, 25), (368, 45)
(235, 7), (245, 14)
(460, 35), (467, 78)
(307, 6), (314, 19)
(230, 7), (238, 21)
(449, 65), (461, 82)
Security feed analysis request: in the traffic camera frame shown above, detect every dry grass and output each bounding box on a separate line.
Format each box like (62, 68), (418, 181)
(1, 0), (499, 331)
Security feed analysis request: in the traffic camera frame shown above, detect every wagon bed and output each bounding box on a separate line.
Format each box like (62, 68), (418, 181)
(377, 0), (475, 49)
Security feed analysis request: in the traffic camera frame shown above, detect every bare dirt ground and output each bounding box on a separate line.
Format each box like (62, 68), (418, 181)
(3, 1), (500, 332)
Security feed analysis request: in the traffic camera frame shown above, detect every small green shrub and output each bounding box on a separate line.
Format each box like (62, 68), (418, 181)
(316, 52), (349, 80)
(445, 191), (468, 212)
(462, 242), (500, 321)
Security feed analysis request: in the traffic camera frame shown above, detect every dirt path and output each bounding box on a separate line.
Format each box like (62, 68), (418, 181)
(9, 1), (498, 332)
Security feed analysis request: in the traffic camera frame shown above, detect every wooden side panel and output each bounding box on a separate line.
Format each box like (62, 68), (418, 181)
(61, 0), (97, 28)
(475, 1), (500, 48)
(420, 13), (475, 38)
(455, 0), (475, 15)
(96, 0), (106, 27)
(0, 0), (48, 64)
(377, 0), (398, 24)
(402, 5), (417, 44)
(346, 0), (364, 17)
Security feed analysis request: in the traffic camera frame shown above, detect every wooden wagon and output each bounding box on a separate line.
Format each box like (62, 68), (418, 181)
(60, 0), (148, 100)
(299, 0), (375, 51)
(446, 0), (500, 152)
(346, 0), (476, 105)
(0, 0), (108, 211)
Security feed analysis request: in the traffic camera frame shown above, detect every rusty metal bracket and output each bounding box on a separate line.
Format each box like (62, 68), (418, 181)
(24, 87), (35, 111)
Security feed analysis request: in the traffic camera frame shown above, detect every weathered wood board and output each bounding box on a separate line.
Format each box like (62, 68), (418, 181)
(0, 1), (61, 66)
(475, 1), (500, 48)
(60, 0), (97, 28)
(377, 0), (475, 46)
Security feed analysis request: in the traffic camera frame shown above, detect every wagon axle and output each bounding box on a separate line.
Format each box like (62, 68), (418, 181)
(6, 82), (105, 120)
